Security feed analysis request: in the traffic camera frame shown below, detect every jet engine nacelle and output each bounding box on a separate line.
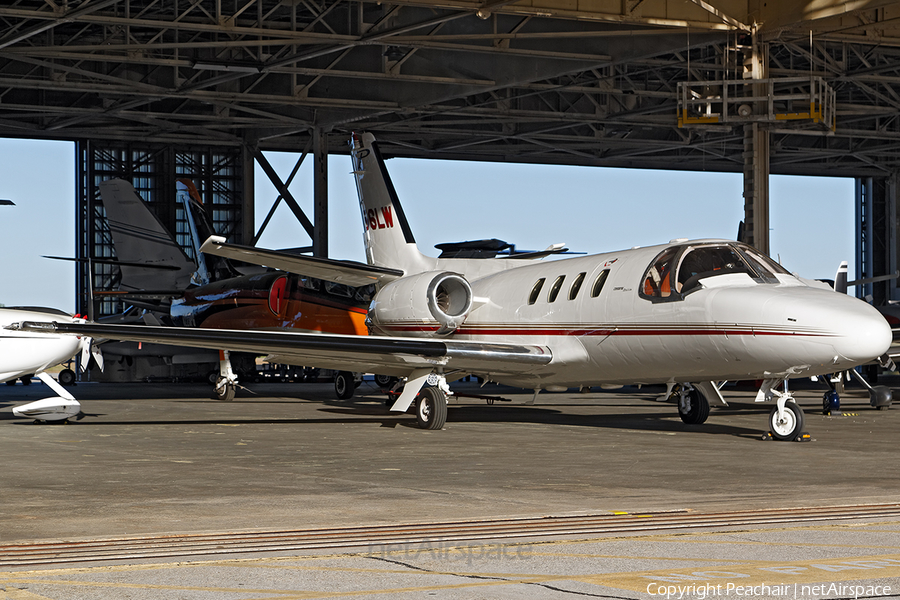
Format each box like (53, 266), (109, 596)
(367, 271), (473, 336)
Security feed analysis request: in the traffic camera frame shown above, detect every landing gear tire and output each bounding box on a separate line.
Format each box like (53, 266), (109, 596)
(769, 402), (804, 441)
(678, 388), (710, 424)
(375, 374), (396, 389)
(215, 377), (236, 402)
(334, 371), (355, 400)
(415, 386), (447, 430)
(58, 369), (76, 386)
(20, 375), (32, 386)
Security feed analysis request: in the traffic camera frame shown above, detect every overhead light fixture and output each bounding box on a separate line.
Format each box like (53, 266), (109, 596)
(382, 46), (405, 61)
(191, 61), (261, 73)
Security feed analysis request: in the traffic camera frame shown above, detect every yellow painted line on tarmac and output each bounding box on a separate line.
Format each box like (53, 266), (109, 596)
(0, 574), (580, 600)
(3, 588), (57, 600)
(0, 577), (300, 596)
(5, 521), (900, 599)
(511, 520), (900, 551)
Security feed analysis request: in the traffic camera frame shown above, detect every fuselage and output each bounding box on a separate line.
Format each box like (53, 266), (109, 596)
(369, 240), (892, 388)
(0, 307), (82, 382)
(171, 271), (371, 335)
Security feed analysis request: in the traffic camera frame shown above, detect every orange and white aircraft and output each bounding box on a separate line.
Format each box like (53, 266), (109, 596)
(10, 133), (892, 440)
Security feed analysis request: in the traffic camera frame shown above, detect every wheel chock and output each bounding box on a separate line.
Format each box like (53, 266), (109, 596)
(761, 431), (812, 442)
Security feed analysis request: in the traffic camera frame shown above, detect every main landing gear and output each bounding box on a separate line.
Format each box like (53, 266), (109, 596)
(414, 386), (447, 430)
(214, 350), (237, 401)
(334, 371), (357, 400)
(676, 385), (710, 425)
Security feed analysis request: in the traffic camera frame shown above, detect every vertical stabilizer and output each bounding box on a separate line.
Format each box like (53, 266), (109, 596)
(350, 132), (430, 274)
(99, 179), (197, 292)
(834, 261), (849, 294)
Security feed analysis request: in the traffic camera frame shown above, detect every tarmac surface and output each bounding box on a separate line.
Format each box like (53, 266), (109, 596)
(1, 377), (899, 599)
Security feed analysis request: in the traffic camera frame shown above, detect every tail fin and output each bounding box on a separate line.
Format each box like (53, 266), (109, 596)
(350, 132), (429, 274)
(98, 179), (197, 292)
(175, 179), (240, 283)
(834, 261), (848, 294)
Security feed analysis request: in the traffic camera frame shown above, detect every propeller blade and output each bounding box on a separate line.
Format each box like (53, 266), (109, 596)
(80, 338), (91, 371)
(91, 343), (105, 372)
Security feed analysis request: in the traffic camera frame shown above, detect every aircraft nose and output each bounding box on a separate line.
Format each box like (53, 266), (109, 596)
(829, 296), (892, 364)
(768, 290), (891, 368)
(753, 288), (891, 372)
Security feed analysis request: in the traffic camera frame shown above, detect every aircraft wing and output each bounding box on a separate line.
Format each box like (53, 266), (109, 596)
(200, 236), (404, 287)
(11, 321), (551, 379)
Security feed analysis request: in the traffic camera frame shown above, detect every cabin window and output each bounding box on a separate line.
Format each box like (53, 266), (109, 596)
(528, 278), (545, 305)
(591, 270), (610, 297)
(547, 275), (566, 302)
(642, 248), (678, 298)
(300, 277), (321, 291)
(355, 284), (376, 302)
(325, 281), (354, 298)
(568, 272), (586, 300)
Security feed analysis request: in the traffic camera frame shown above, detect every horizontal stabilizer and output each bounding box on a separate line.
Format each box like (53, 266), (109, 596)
(43, 255), (184, 271)
(200, 236), (404, 287)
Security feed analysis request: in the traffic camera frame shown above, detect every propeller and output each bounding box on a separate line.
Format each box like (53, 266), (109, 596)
(74, 316), (104, 372)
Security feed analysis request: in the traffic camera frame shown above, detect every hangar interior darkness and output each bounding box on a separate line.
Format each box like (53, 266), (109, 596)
(2, 0), (900, 318)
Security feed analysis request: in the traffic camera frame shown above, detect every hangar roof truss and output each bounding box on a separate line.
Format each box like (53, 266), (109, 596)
(2, 0), (900, 176)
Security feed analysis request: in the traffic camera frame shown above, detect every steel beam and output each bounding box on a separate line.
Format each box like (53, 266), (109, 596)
(313, 128), (329, 258)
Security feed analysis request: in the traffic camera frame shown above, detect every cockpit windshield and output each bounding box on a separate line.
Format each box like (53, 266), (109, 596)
(641, 242), (791, 300)
(676, 245), (751, 294)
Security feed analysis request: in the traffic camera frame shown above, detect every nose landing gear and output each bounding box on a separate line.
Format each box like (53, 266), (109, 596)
(757, 379), (809, 441)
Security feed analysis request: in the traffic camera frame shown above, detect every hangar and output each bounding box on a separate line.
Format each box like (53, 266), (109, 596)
(2, 0), (900, 320)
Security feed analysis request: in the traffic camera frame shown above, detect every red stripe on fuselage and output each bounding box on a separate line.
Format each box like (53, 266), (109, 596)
(378, 325), (830, 337)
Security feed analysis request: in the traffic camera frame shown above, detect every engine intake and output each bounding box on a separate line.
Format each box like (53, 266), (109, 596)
(368, 271), (473, 337)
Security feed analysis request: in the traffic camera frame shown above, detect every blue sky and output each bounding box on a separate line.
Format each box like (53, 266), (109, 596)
(1, 137), (854, 312)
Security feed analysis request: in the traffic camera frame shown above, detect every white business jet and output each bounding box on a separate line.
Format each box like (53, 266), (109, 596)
(0, 307), (91, 421)
(9, 133), (892, 440)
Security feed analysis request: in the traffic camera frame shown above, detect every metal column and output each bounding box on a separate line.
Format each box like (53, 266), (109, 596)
(741, 32), (770, 255)
(856, 176), (894, 305)
(742, 123), (770, 255)
(313, 128), (329, 257)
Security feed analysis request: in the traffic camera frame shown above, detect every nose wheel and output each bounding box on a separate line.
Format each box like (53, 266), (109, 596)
(768, 401), (805, 441)
(757, 379), (810, 441)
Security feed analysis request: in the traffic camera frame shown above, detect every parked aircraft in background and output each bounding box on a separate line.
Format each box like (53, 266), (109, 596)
(10, 133), (893, 440)
(72, 178), (372, 397)
(0, 307), (95, 421)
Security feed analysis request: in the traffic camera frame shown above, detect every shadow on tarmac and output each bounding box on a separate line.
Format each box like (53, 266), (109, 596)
(0, 381), (800, 438)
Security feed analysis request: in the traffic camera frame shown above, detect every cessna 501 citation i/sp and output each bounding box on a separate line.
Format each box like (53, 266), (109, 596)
(9, 133), (892, 440)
